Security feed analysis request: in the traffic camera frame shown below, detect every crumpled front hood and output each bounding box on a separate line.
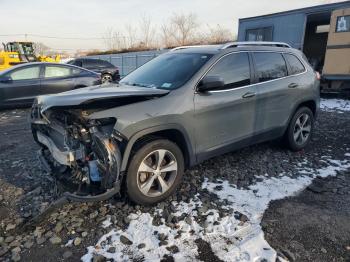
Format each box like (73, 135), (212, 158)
(36, 84), (170, 112)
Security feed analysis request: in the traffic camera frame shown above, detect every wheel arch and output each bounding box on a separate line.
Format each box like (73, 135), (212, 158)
(120, 125), (195, 172)
(297, 100), (317, 116)
(283, 99), (317, 135)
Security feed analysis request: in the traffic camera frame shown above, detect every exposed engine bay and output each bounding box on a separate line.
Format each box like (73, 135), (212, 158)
(31, 107), (123, 200)
(30, 85), (170, 201)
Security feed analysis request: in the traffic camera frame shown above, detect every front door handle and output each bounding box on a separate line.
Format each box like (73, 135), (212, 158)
(242, 92), (256, 98)
(288, 83), (298, 88)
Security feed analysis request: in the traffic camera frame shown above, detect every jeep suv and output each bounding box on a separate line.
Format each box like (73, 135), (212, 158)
(31, 42), (320, 205)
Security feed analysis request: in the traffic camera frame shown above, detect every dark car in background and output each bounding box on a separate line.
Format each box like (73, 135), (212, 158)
(68, 58), (120, 83)
(0, 62), (101, 108)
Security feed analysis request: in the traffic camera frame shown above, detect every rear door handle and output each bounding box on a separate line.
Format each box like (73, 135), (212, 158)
(242, 92), (256, 98)
(288, 83), (298, 88)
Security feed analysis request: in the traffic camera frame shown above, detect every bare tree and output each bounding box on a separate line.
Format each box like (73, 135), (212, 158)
(205, 24), (233, 44)
(170, 13), (198, 45)
(103, 27), (126, 50)
(139, 14), (156, 48)
(100, 12), (235, 53)
(125, 23), (138, 48)
(160, 23), (176, 48)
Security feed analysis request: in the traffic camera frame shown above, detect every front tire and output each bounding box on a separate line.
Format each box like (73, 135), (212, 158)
(285, 107), (314, 151)
(126, 139), (184, 205)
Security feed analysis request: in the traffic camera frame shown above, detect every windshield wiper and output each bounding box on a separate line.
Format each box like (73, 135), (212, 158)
(125, 82), (157, 88)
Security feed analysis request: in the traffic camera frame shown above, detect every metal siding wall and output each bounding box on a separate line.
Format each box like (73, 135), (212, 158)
(238, 13), (307, 49)
(87, 50), (167, 77)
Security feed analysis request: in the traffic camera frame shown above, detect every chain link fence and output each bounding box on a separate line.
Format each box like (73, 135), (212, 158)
(87, 49), (169, 78)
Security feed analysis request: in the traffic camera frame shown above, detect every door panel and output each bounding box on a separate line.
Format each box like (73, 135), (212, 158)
(252, 52), (292, 132)
(194, 52), (257, 157)
(194, 86), (257, 155)
(41, 65), (75, 94)
(1, 65), (41, 106)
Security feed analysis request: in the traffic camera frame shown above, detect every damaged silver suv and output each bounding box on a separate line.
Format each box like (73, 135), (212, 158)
(31, 42), (320, 205)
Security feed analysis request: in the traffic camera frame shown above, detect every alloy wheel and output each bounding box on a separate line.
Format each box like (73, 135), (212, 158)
(293, 113), (311, 145)
(137, 149), (178, 197)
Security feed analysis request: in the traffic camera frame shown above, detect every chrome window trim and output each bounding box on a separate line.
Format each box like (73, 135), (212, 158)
(195, 50), (308, 94)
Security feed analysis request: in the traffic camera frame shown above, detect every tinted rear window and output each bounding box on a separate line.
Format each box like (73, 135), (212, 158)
(254, 52), (287, 82)
(284, 54), (305, 75)
(84, 59), (112, 68)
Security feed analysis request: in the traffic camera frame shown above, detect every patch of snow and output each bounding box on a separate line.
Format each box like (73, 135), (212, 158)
(101, 216), (112, 228)
(82, 204), (202, 261)
(65, 239), (74, 247)
(320, 98), (350, 112)
(202, 158), (350, 261)
(82, 156), (350, 262)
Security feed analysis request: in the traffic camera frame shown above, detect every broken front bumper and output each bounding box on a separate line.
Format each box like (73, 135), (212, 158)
(38, 148), (121, 202)
(36, 131), (83, 166)
(33, 124), (122, 202)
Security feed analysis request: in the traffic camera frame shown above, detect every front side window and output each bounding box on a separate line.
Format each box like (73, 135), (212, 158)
(336, 15), (350, 32)
(284, 54), (305, 75)
(44, 66), (71, 78)
(205, 52), (251, 91)
(9, 66), (40, 80)
(254, 52), (287, 82)
(120, 53), (213, 90)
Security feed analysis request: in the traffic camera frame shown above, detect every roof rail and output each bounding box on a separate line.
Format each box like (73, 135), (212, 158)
(220, 41), (291, 49)
(170, 44), (221, 51)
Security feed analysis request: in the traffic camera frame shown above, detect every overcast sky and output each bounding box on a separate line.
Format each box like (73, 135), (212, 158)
(0, 0), (344, 52)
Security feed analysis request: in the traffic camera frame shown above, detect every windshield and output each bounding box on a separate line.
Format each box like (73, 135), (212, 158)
(120, 52), (213, 90)
(20, 43), (34, 55)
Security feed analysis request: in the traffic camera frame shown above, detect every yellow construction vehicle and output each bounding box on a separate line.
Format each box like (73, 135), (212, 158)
(0, 42), (60, 71)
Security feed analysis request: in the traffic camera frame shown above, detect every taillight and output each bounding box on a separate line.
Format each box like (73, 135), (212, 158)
(315, 71), (321, 81)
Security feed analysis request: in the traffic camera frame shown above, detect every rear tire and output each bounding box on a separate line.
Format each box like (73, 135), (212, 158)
(126, 139), (184, 205)
(285, 107), (314, 151)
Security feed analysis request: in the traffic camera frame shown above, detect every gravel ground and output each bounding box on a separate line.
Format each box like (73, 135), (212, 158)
(262, 172), (350, 262)
(0, 100), (349, 261)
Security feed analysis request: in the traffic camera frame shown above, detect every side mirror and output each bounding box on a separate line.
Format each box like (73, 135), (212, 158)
(0, 76), (12, 83)
(197, 76), (224, 92)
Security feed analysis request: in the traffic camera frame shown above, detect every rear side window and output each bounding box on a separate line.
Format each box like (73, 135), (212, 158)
(44, 66), (71, 78)
(284, 54), (305, 75)
(205, 52), (251, 90)
(253, 52), (287, 82)
(72, 68), (83, 75)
